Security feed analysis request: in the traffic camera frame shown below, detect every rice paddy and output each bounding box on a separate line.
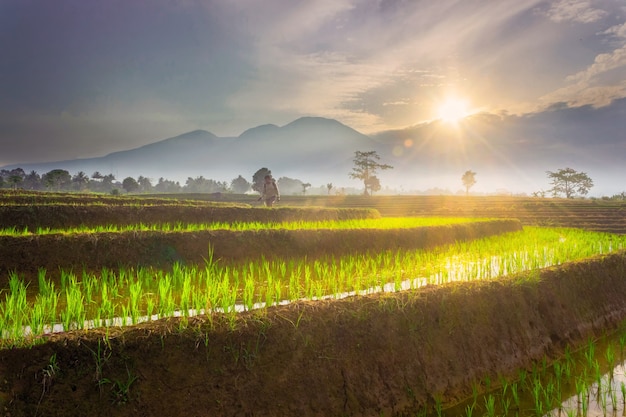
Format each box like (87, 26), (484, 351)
(0, 216), (496, 236)
(3, 189), (626, 416)
(2, 226), (624, 348)
(437, 328), (626, 417)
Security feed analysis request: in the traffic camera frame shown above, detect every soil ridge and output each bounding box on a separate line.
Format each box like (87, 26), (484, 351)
(2, 250), (626, 416)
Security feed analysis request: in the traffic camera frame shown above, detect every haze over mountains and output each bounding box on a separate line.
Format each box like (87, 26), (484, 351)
(3, 100), (626, 196)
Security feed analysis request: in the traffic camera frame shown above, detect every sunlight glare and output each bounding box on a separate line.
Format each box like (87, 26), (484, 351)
(436, 97), (470, 124)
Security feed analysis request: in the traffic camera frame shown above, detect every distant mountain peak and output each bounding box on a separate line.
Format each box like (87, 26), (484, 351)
(284, 116), (345, 128)
(238, 124), (280, 139)
(172, 129), (217, 139)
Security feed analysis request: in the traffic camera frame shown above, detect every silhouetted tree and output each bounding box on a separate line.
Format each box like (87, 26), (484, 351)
(230, 175), (251, 194)
(276, 177), (303, 195)
(72, 171), (89, 191)
(301, 182), (311, 195)
(122, 177), (139, 193)
(349, 151), (392, 196)
(461, 170), (476, 195)
(326, 183), (333, 195)
(547, 167), (593, 198)
(137, 176), (153, 193)
(252, 168), (272, 195)
(23, 170), (41, 190)
(154, 177), (181, 193)
(365, 176), (381, 195)
(42, 169), (71, 190)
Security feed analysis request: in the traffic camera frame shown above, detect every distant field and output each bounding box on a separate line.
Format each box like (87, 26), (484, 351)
(148, 193), (626, 234)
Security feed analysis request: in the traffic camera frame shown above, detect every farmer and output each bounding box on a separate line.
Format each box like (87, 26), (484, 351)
(259, 175), (280, 207)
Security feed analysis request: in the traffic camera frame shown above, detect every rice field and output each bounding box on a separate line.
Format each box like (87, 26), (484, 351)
(3, 189), (626, 416)
(0, 216), (498, 236)
(2, 226), (624, 348)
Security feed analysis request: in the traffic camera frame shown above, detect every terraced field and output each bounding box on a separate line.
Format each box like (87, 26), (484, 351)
(171, 193), (626, 234)
(2, 190), (626, 417)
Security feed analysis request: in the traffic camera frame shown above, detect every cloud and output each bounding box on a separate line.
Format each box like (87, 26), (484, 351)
(540, 42), (626, 107)
(543, 0), (608, 23)
(1, 0), (625, 169)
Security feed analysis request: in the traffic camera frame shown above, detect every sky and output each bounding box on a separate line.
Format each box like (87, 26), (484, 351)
(1, 0), (625, 194)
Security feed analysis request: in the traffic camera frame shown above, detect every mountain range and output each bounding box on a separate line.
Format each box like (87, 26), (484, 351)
(3, 102), (626, 196)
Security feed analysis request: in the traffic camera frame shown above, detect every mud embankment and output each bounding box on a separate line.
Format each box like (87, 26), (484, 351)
(0, 205), (380, 230)
(0, 220), (521, 282)
(2, 250), (626, 416)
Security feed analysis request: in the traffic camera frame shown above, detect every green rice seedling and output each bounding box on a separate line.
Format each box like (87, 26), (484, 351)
(157, 275), (173, 317)
(578, 378), (589, 417)
(531, 378), (543, 417)
(584, 339), (596, 369)
(605, 344), (615, 369)
(242, 276), (255, 311)
(510, 382), (520, 410)
(61, 285), (85, 331)
(463, 403), (474, 417)
(434, 395), (443, 417)
(611, 383), (618, 412)
(217, 273), (237, 314)
(37, 269), (53, 297)
(484, 394), (496, 417)
(501, 396), (511, 416)
(621, 381), (626, 408)
(29, 298), (46, 336)
(178, 274), (192, 317)
(2, 274), (29, 339)
(98, 281), (115, 326)
(542, 380), (555, 413)
(110, 366), (138, 405)
(128, 279), (143, 324)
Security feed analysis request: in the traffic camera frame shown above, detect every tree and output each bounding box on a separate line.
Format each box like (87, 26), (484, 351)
(301, 182), (311, 195)
(230, 175), (251, 194)
(461, 170), (477, 195)
(42, 169), (71, 190)
(137, 176), (153, 193)
(122, 177), (139, 193)
(349, 151), (392, 196)
(7, 174), (23, 189)
(3, 168), (25, 189)
(23, 170), (41, 190)
(252, 168), (272, 195)
(276, 177), (302, 195)
(326, 183), (333, 195)
(72, 171), (89, 191)
(154, 177), (181, 193)
(546, 167), (594, 198)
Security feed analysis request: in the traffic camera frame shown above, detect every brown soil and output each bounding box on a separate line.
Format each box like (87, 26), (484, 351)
(0, 219), (521, 284)
(2, 251), (626, 417)
(0, 204), (380, 230)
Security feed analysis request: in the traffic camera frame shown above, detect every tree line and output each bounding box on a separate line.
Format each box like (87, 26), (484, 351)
(0, 152), (608, 199)
(0, 167), (335, 196)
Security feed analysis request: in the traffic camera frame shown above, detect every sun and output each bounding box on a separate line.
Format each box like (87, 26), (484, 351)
(436, 97), (470, 124)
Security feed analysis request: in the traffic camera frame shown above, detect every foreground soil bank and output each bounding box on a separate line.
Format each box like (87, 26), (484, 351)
(2, 250), (626, 417)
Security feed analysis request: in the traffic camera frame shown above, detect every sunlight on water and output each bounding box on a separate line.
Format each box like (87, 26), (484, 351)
(552, 362), (626, 417)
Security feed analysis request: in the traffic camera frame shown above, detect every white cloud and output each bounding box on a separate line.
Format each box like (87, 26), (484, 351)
(541, 43), (626, 107)
(544, 0), (608, 23)
(601, 22), (626, 40)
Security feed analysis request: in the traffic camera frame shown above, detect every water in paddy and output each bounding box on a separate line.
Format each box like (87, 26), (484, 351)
(432, 330), (626, 417)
